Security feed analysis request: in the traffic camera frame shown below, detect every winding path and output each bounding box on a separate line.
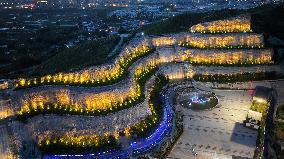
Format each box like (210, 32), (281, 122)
(2, 19), (284, 158)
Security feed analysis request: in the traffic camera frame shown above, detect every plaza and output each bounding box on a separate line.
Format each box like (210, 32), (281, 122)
(170, 89), (258, 159)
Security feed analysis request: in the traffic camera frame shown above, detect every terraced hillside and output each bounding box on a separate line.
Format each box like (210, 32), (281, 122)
(0, 14), (283, 159)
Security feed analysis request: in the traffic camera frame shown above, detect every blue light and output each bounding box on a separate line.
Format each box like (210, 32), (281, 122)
(44, 91), (175, 159)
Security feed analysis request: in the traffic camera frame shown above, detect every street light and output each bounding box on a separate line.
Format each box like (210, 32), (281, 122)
(255, 97), (266, 103)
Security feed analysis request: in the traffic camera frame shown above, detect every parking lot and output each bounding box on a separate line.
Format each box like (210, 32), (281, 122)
(169, 89), (258, 159)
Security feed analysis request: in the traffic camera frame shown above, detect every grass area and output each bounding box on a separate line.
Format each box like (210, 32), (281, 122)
(30, 36), (120, 77)
(141, 3), (284, 41)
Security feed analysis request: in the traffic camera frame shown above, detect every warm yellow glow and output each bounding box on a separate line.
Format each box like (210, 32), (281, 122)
(0, 105), (14, 119)
(56, 90), (70, 105)
(184, 49), (273, 65)
(152, 37), (176, 47)
(254, 97), (266, 103)
(0, 81), (9, 89)
(190, 15), (251, 33)
(124, 127), (131, 137)
(185, 34), (264, 48)
(14, 40), (151, 88)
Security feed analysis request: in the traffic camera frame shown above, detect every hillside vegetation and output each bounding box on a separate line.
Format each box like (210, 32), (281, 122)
(141, 3), (284, 41)
(27, 3), (284, 77)
(30, 36), (120, 76)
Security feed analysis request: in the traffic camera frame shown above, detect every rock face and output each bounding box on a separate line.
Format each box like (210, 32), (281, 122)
(268, 36), (284, 46)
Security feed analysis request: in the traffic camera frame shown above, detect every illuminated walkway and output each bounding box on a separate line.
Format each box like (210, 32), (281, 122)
(1, 15), (284, 158)
(44, 85), (176, 159)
